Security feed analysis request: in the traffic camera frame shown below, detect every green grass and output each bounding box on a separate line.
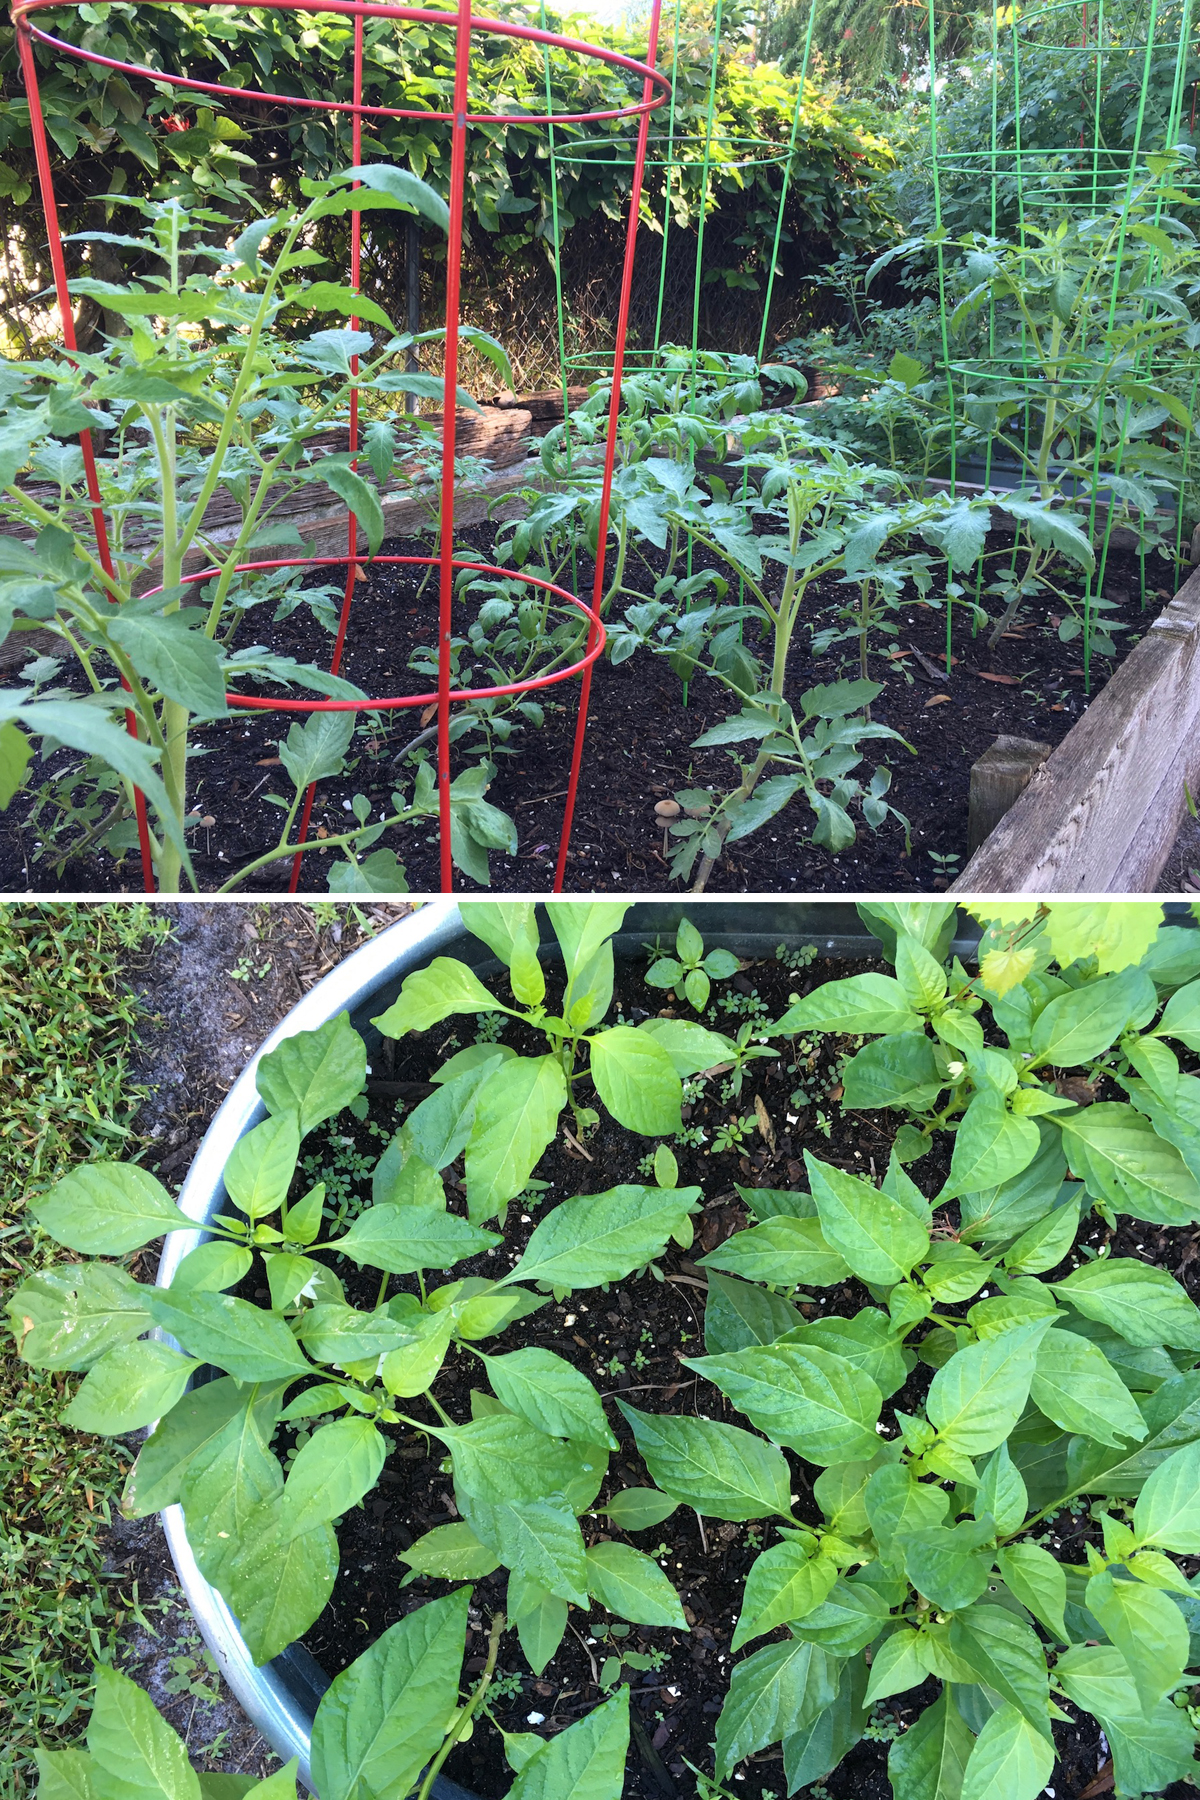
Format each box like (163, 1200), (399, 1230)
(0, 903), (171, 1800)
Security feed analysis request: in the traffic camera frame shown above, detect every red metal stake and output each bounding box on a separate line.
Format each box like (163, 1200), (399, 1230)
(289, 6), (366, 893)
(434, 0), (476, 892)
(14, 14), (156, 892)
(554, 0), (664, 892)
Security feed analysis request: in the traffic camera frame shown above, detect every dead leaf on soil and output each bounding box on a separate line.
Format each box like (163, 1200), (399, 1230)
(977, 671), (1022, 685)
(1079, 1766), (1115, 1799)
(753, 1095), (776, 1154)
(256, 757), (282, 766)
(924, 694), (952, 707)
(420, 703), (437, 726)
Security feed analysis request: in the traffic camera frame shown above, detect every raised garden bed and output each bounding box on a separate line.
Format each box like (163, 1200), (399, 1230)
(17, 897), (1200, 1800)
(0, 510), (1178, 895)
(954, 560), (1200, 893)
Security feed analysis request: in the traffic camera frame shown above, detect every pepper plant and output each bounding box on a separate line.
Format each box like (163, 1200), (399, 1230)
(37, 1637), (631, 1800)
(0, 169), (519, 892)
(8, 899), (770, 1679)
(369, 899), (759, 1196)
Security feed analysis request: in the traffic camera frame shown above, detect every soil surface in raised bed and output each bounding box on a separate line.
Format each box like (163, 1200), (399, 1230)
(269, 943), (1199, 1800)
(0, 518), (1180, 894)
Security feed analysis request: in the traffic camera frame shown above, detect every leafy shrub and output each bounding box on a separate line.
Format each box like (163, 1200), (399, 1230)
(0, 8), (898, 361)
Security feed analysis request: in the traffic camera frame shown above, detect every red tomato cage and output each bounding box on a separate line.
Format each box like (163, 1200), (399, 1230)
(11, 0), (670, 891)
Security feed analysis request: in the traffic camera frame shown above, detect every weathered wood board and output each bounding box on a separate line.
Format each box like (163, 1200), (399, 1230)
(952, 563), (1200, 892)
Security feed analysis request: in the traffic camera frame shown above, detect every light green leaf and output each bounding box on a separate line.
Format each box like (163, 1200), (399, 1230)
(684, 1343), (882, 1464)
(775, 973), (922, 1036)
(225, 1508), (338, 1666)
(698, 1214), (849, 1288)
(1029, 1327), (1148, 1447)
(505, 1689), (629, 1800)
(436, 1413), (594, 1508)
(31, 1163), (192, 1255)
(329, 163), (451, 232)
(122, 1376), (283, 1520)
(64, 1339), (200, 1436)
(940, 1093), (1040, 1202)
(895, 933), (949, 1011)
(805, 1151), (930, 1285)
(960, 1703), (1053, 1800)
(174, 1240), (254, 1295)
(948, 1605), (1050, 1732)
(276, 711), (354, 794)
(715, 1640), (840, 1779)
(1051, 1258), (1200, 1349)
(840, 1032), (944, 1112)
(995, 1543), (1067, 1640)
(601, 1488), (678, 1531)
(1054, 1644), (1197, 1798)
(617, 1403), (793, 1522)
(7, 699), (190, 872)
(509, 1572), (568, 1675)
(781, 1309), (909, 1399)
(703, 1270), (804, 1353)
(864, 1627), (928, 1704)
(464, 1055), (567, 1221)
(87, 1665), (200, 1800)
(585, 1542), (687, 1627)
(399, 1522), (500, 1580)
(635, 1017), (738, 1076)
(1133, 1439), (1200, 1551)
(337, 1202), (499, 1274)
(372, 958), (508, 1036)
(588, 1026), (682, 1135)
(732, 1539), (839, 1650)
(146, 1289), (310, 1384)
(459, 1492), (588, 1607)
(865, 1465), (950, 1571)
(277, 1416), (386, 1543)
(1085, 1568), (1189, 1715)
(33, 1749), (96, 1800)
(1058, 1102), (1200, 1225)
(1150, 977), (1200, 1051)
(256, 1013), (367, 1134)
(886, 1689), (975, 1800)
(223, 1115), (300, 1224)
(927, 1321), (1052, 1456)
(9, 1264), (152, 1373)
(973, 1444), (1028, 1538)
(503, 1184), (699, 1292)
(478, 1348), (617, 1448)
(310, 1590), (468, 1800)
(898, 1519), (994, 1613)
(1030, 968), (1156, 1066)
(782, 1656), (869, 1794)
(107, 610), (228, 719)
(1002, 1193), (1081, 1276)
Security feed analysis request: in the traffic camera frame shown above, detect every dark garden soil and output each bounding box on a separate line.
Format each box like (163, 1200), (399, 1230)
(231, 942), (1198, 1800)
(0, 519), (1181, 895)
